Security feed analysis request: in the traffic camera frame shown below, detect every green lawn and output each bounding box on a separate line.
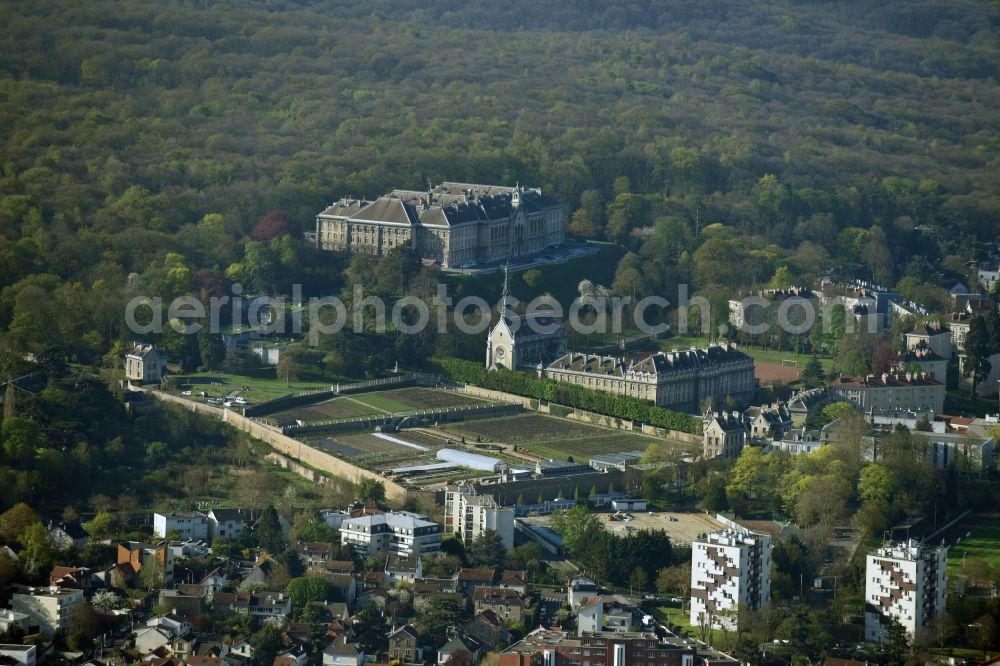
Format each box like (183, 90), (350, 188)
(447, 244), (626, 309)
(947, 513), (1000, 578)
(174, 371), (333, 404)
(659, 335), (836, 372)
(945, 390), (1000, 418)
(653, 606), (726, 646)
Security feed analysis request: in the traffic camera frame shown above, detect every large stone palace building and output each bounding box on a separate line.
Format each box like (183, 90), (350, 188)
(541, 344), (757, 413)
(315, 182), (565, 268)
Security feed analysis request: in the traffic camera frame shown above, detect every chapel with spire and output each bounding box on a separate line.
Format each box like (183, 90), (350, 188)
(485, 261), (567, 371)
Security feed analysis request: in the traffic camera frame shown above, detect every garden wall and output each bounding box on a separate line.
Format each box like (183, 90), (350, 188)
(151, 391), (409, 502)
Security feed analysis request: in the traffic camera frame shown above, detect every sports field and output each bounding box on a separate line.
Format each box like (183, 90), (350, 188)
(942, 512), (1000, 578)
(445, 413), (662, 460)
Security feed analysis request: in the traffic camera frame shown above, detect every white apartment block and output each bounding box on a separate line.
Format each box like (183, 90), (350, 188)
(0, 645), (36, 666)
(339, 511), (441, 558)
(444, 485), (515, 550)
(11, 586), (84, 635)
(153, 512), (209, 540)
(864, 540), (947, 643)
(690, 527), (771, 631)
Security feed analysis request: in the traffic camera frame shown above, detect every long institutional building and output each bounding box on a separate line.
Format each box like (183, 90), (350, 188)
(829, 372), (946, 414)
(865, 540), (947, 643)
(539, 344), (757, 413)
(315, 182), (565, 268)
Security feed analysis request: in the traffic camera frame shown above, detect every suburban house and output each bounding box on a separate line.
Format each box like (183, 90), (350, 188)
(212, 591), (292, 624)
(577, 596), (603, 635)
(325, 574), (358, 607)
(295, 541), (337, 568)
(48, 566), (96, 591)
(118, 541), (175, 586)
(387, 625), (420, 663)
(454, 569), (496, 597)
(473, 588), (525, 622)
(567, 576), (599, 610)
(206, 508), (250, 540)
(787, 387), (830, 426)
(744, 403), (792, 441)
(437, 635), (482, 666)
(702, 411), (748, 460)
(322, 638), (364, 666)
(125, 344), (168, 384)
(135, 627), (177, 656)
(323, 560), (355, 575)
(497, 570), (529, 595)
(464, 610), (511, 650)
(273, 646), (309, 666)
(45, 521), (89, 551)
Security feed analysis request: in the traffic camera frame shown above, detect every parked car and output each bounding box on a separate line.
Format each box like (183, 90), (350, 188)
(181, 390), (192, 396)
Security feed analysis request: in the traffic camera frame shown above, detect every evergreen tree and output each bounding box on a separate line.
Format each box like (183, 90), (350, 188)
(801, 356), (825, 388)
(963, 316), (993, 398)
(197, 328), (226, 370)
(254, 507), (285, 554)
(467, 529), (507, 569)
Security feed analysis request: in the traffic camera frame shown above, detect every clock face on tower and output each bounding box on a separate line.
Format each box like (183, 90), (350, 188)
(496, 346), (506, 359)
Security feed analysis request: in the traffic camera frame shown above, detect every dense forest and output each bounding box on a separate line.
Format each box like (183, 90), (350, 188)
(0, 0), (999, 363)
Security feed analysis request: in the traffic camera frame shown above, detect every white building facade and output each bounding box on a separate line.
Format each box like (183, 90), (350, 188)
(153, 512), (209, 540)
(339, 511), (441, 558)
(690, 527), (771, 631)
(11, 587), (84, 635)
(444, 485), (515, 550)
(864, 540), (947, 643)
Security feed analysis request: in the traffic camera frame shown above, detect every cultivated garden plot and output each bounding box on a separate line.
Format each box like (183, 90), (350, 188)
(444, 413), (663, 460)
(272, 387), (490, 424)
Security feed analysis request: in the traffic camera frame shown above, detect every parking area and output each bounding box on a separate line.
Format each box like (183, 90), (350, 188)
(524, 510), (725, 547)
(602, 511), (726, 545)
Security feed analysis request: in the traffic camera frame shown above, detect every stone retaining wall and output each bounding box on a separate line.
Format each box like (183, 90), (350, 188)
(151, 391), (409, 502)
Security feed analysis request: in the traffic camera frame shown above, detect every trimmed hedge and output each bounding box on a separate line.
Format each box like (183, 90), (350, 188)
(434, 357), (702, 435)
